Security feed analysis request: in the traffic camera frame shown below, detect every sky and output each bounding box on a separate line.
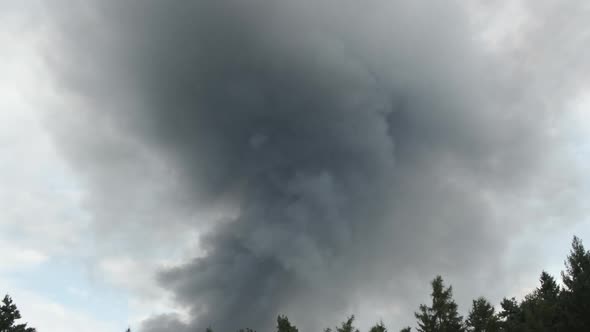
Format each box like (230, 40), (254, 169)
(0, 0), (590, 331)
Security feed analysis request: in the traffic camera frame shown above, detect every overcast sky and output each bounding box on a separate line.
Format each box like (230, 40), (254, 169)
(1, 1), (590, 331)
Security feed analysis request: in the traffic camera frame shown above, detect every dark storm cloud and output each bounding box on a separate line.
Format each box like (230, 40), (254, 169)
(45, 0), (587, 331)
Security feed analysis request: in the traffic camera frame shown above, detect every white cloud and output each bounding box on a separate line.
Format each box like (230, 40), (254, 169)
(0, 280), (122, 332)
(0, 2), (88, 257)
(0, 247), (48, 271)
(0, 6), (126, 332)
(0, 7), (194, 330)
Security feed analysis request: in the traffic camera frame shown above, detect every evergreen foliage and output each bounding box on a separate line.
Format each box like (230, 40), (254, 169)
(414, 276), (464, 332)
(465, 297), (499, 332)
(11, 236), (590, 332)
(277, 315), (299, 332)
(368, 321), (387, 332)
(560, 236), (590, 331)
(325, 316), (360, 332)
(0, 295), (36, 332)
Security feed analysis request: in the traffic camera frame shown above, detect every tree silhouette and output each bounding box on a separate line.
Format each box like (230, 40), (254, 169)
(560, 236), (590, 331)
(415, 276), (464, 332)
(521, 271), (562, 331)
(498, 297), (522, 332)
(0, 295), (36, 332)
(277, 315), (298, 332)
(465, 297), (499, 332)
(325, 316), (360, 332)
(18, 235), (590, 332)
(369, 321), (387, 332)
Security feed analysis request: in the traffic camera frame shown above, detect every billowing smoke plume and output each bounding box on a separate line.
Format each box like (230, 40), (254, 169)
(45, 0), (587, 331)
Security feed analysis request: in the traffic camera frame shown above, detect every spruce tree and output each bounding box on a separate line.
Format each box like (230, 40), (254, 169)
(414, 276), (465, 332)
(560, 236), (590, 331)
(337, 316), (359, 332)
(277, 315), (298, 332)
(325, 316), (359, 332)
(465, 297), (499, 332)
(528, 271), (561, 331)
(369, 321), (387, 332)
(498, 297), (522, 332)
(518, 272), (561, 332)
(0, 295), (36, 332)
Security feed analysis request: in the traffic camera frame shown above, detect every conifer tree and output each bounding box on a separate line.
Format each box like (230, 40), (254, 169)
(517, 272), (562, 332)
(369, 321), (387, 332)
(337, 316), (359, 332)
(498, 297), (522, 332)
(0, 295), (36, 332)
(414, 276), (465, 332)
(277, 315), (298, 332)
(530, 271), (561, 331)
(325, 316), (359, 332)
(560, 236), (590, 331)
(465, 297), (499, 332)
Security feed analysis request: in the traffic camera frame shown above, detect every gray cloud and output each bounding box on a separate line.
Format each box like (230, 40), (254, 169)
(44, 0), (588, 331)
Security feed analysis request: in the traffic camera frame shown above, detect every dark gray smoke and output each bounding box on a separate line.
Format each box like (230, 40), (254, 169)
(44, 0), (587, 331)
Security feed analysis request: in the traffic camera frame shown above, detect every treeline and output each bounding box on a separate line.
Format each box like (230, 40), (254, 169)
(6, 236), (587, 332)
(168, 235), (590, 332)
